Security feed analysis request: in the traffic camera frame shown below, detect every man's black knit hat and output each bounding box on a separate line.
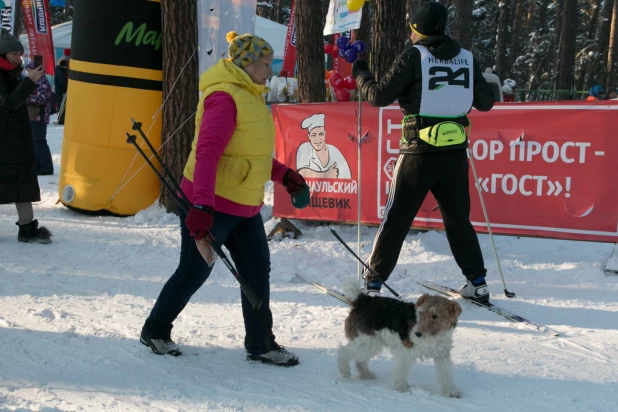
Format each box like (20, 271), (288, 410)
(409, 2), (448, 37)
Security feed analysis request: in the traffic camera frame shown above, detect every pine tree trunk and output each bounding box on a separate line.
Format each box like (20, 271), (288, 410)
(451, 0), (474, 50)
(510, 0), (525, 67)
(607, 0), (618, 87)
(589, 0), (603, 32)
(591, 0), (614, 88)
(371, 0), (407, 81)
(584, 0), (611, 88)
(553, 0), (564, 88)
(539, 0), (549, 31)
(275, 0), (281, 23)
(527, 0), (550, 89)
(495, 0), (511, 76)
(65, 0), (73, 19)
(296, 0), (325, 102)
(579, 0), (602, 91)
(525, 0), (535, 34)
(160, 0), (199, 213)
(555, 0), (578, 98)
(554, 0), (563, 42)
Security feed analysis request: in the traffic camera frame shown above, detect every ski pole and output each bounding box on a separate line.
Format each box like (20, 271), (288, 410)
(310, 206), (403, 300)
(130, 118), (193, 208)
(467, 147), (515, 298)
(125, 132), (264, 310)
(126, 133), (190, 213)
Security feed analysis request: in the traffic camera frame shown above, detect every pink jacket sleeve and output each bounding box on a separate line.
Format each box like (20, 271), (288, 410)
(192, 92), (237, 207)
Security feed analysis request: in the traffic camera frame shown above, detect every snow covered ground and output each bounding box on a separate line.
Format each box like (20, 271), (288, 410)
(1, 122), (617, 412)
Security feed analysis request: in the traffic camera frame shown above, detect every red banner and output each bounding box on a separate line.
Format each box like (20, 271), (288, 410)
(281, 0), (297, 76)
(21, 0), (55, 74)
(272, 102), (618, 243)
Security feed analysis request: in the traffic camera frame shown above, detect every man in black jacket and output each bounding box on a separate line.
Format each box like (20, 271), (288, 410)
(353, 2), (495, 303)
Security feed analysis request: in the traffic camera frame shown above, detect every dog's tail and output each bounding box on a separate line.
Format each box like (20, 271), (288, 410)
(342, 277), (362, 302)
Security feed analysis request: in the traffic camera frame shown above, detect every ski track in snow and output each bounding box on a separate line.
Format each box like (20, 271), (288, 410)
(1, 121), (617, 411)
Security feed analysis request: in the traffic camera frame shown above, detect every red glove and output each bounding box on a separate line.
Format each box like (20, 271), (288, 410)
(185, 205), (215, 240)
(283, 169), (307, 194)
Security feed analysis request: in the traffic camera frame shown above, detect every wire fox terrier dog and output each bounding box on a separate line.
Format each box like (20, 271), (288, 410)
(337, 278), (463, 397)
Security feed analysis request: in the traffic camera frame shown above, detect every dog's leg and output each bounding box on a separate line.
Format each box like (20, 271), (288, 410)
(434, 353), (460, 398)
(391, 350), (414, 392)
(355, 337), (382, 379)
(337, 344), (352, 378)
(355, 361), (376, 380)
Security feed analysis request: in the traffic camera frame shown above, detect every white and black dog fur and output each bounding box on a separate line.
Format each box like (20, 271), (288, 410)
(337, 278), (463, 397)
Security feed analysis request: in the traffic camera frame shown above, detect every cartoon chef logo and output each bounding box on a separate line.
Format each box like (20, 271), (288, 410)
(295, 113), (352, 179)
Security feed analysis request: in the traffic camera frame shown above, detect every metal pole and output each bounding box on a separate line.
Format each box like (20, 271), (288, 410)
(467, 148), (515, 298)
(357, 91), (362, 283)
(13, 0), (22, 38)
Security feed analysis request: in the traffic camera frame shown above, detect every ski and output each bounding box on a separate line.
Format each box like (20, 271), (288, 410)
(295, 273), (350, 305)
(418, 281), (560, 337)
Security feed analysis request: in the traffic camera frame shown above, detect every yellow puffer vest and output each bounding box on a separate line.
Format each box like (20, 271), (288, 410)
(183, 59), (275, 206)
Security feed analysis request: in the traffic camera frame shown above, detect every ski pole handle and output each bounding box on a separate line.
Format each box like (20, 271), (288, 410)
(130, 118), (194, 209)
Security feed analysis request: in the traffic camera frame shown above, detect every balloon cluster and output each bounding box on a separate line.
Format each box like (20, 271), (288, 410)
(346, 0), (366, 12)
(326, 70), (356, 102)
(323, 36), (366, 64)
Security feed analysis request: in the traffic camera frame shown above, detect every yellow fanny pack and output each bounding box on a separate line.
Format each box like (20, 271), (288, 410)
(418, 121), (467, 147)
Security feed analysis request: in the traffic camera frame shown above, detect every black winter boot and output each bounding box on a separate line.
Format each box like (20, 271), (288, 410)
(17, 220), (52, 244)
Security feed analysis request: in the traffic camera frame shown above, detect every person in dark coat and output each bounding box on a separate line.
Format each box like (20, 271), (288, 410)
(54, 55), (69, 125)
(352, 2), (494, 302)
(0, 28), (52, 243)
(26, 62), (54, 175)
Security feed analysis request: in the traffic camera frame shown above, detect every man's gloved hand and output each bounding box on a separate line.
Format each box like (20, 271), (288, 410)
(185, 205), (215, 240)
(352, 60), (369, 78)
(283, 169), (307, 194)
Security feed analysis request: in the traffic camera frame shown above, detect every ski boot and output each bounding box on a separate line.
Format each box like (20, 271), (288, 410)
(460, 277), (490, 304)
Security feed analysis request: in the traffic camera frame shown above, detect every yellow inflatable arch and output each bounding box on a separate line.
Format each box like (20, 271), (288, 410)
(59, 0), (162, 215)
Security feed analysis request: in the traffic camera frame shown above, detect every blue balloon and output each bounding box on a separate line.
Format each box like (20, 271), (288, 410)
(338, 47), (346, 58)
(353, 41), (366, 54)
(337, 36), (350, 50)
(344, 48), (358, 63)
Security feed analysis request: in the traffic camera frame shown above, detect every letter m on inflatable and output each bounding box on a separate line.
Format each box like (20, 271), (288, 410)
(59, 0), (163, 215)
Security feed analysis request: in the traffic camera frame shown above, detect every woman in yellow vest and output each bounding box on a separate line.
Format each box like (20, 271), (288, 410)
(140, 32), (308, 367)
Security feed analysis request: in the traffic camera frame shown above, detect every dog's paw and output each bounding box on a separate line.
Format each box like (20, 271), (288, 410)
(339, 368), (351, 379)
(393, 383), (411, 393)
(359, 370), (376, 380)
(441, 387), (461, 398)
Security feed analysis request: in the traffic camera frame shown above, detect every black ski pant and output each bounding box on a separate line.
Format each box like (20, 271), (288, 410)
(366, 150), (486, 283)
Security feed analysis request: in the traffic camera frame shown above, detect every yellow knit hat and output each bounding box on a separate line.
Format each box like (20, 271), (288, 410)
(226, 31), (274, 68)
